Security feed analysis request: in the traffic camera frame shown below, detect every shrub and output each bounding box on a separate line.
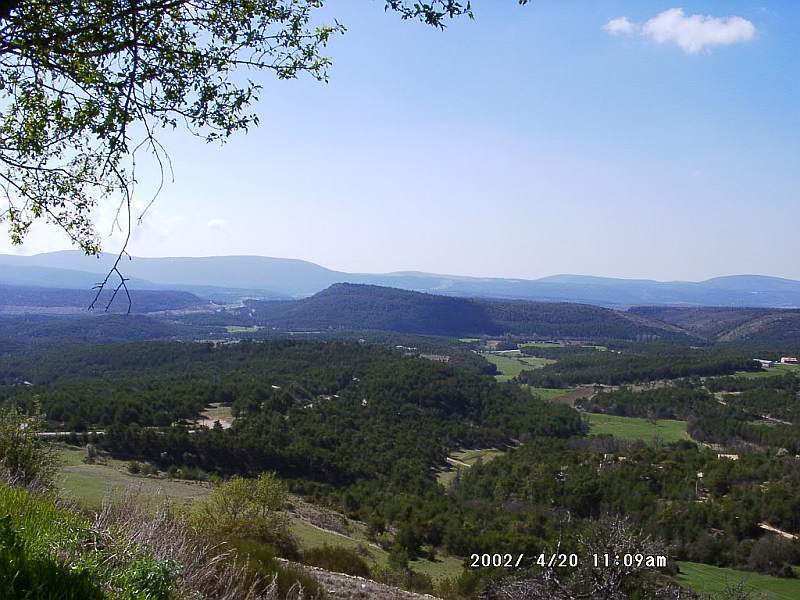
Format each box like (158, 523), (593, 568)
(96, 487), (281, 599)
(303, 545), (371, 578)
(113, 557), (181, 600)
(0, 405), (59, 489)
(747, 535), (800, 577)
(191, 473), (293, 548)
(127, 461), (142, 474)
(234, 537), (326, 599)
(0, 482), (282, 600)
(140, 463), (159, 476)
(374, 564), (435, 595)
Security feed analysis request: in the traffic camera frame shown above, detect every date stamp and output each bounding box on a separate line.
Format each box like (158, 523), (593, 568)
(469, 553), (579, 569)
(468, 553), (668, 569)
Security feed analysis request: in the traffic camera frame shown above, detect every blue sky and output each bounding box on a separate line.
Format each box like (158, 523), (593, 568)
(4, 1), (798, 281)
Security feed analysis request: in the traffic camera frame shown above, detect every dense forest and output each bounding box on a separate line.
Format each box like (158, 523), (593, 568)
(458, 439), (800, 575)
(225, 284), (693, 341)
(517, 344), (761, 387)
(0, 284), (205, 313)
(0, 314), (206, 347)
(0, 340), (585, 562)
(3, 335), (800, 594)
(581, 373), (800, 453)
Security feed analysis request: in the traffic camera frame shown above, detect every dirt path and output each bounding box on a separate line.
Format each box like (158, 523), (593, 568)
(759, 523), (798, 540)
(281, 560), (442, 600)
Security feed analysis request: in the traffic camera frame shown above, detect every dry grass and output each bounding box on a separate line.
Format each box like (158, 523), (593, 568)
(93, 486), (286, 600)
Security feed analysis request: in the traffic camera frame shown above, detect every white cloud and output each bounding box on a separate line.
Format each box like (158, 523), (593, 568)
(207, 218), (229, 231)
(604, 17), (637, 36)
(604, 8), (756, 54)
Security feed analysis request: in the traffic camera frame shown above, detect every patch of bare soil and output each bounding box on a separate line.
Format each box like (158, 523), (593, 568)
(283, 561), (442, 600)
(552, 385), (601, 407)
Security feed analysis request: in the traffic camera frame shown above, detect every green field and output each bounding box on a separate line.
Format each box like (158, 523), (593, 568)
(519, 341), (565, 349)
(527, 386), (570, 401)
(735, 364), (800, 379)
(677, 561), (800, 600)
(225, 325), (263, 333)
(57, 446), (210, 508)
(484, 351), (555, 382)
(585, 412), (689, 444)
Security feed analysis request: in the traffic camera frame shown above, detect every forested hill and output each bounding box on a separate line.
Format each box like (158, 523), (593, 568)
(0, 284), (206, 314)
(245, 283), (691, 341)
(629, 305), (800, 343)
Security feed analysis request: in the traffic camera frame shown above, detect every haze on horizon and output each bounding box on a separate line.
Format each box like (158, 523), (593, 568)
(1, 1), (797, 282)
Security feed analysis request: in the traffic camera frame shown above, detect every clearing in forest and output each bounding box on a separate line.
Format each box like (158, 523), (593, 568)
(585, 413), (689, 444)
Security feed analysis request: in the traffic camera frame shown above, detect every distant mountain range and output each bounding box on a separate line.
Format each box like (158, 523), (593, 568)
(2, 251), (800, 308)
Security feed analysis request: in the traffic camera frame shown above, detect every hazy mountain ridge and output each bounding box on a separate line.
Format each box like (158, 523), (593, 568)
(2, 251), (800, 308)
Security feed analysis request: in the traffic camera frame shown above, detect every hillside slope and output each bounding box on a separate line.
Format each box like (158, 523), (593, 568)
(246, 284), (692, 341)
(629, 305), (800, 343)
(0, 284), (206, 314)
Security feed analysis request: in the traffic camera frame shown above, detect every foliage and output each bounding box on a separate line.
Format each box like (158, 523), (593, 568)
(233, 537), (326, 600)
(0, 403), (58, 488)
(0, 514), (106, 600)
(519, 344), (760, 387)
(746, 536), (800, 578)
(0, 482), (226, 599)
(302, 544), (371, 578)
(481, 517), (674, 600)
(191, 472), (292, 545)
(457, 439), (800, 574)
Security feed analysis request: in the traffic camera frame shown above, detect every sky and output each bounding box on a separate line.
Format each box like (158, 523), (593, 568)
(2, 1), (799, 281)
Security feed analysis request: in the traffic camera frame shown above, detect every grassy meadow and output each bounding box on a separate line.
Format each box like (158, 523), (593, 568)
(526, 386), (570, 401)
(585, 412), (689, 444)
(734, 363), (800, 378)
(484, 351), (555, 382)
(55, 445), (465, 582)
(677, 561), (800, 600)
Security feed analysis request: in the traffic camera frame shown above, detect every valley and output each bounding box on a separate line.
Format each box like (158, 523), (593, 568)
(2, 281), (800, 600)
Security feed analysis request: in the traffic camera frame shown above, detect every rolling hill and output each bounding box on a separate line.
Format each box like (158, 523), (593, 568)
(2, 251), (800, 308)
(629, 305), (800, 344)
(0, 284), (207, 314)
(244, 283), (691, 341)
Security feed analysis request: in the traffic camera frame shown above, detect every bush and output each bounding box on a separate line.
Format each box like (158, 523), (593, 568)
(0, 482), (280, 600)
(140, 463), (158, 476)
(303, 544), (371, 578)
(113, 557), (180, 600)
(747, 535), (800, 577)
(0, 405), (59, 489)
(233, 537), (326, 599)
(191, 472), (293, 548)
(127, 461), (142, 474)
(436, 569), (486, 600)
(374, 564), (434, 595)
